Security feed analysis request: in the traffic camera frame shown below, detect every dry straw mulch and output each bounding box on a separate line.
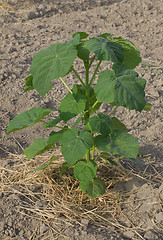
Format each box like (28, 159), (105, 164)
(0, 147), (162, 239)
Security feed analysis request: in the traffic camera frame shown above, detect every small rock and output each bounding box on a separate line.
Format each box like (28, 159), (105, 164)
(155, 212), (163, 222)
(28, 12), (37, 20)
(123, 230), (135, 239)
(81, 219), (89, 226)
(40, 223), (48, 234)
(144, 230), (158, 240)
(35, 200), (45, 208)
(74, 229), (79, 237)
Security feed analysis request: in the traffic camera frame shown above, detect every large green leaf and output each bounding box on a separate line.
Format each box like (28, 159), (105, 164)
(24, 138), (53, 159)
(68, 34), (80, 46)
(30, 42), (77, 96)
(89, 113), (112, 135)
(24, 130), (65, 159)
(94, 69), (146, 111)
(85, 37), (124, 62)
(73, 32), (89, 40)
(113, 37), (142, 69)
(61, 128), (93, 166)
(59, 86), (86, 122)
(74, 160), (97, 183)
(76, 42), (90, 63)
(98, 34), (141, 68)
(79, 177), (106, 198)
(42, 117), (61, 128)
(111, 117), (127, 131)
(47, 130), (66, 144)
(6, 107), (52, 134)
(94, 129), (139, 159)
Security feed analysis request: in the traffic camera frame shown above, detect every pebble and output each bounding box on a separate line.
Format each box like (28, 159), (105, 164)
(144, 230), (158, 240)
(39, 223), (48, 234)
(123, 230), (135, 239)
(155, 212), (163, 222)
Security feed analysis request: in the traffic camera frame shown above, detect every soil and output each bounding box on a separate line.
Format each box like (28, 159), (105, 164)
(0, 0), (163, 239)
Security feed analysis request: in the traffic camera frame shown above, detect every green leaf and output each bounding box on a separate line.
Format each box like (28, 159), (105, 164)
(76, 42), (90, 63)
(80, 177), (106, 198)
(6, 107), (52, 134)
(61, 128), (93, 166)
(73, 32), (89, 40)
(89, 88), (102, 115)
(24, 138), (53, 159)
(112, 62), (130, 76)
(68, 34), (80, 46)
(111, 117), (127, 131)
(98, 33), (112, 40)
(98, 34), (141, 68)
(74, 160), (97, 183)
(24, 75), (34, 92)
(95, 130), (139, 159)
(24, 130), (65, 159)
(113, 37), (142, 68)
(143, 102), (152, 111)
(73, 85), (101, 114)
(73, 112), (85, 128)
(89, 113), (112, 135)
(43, 117), (61, 128)
(60, 162), (69, 176)
(27, 156), (56, 173)
(85, 37), (124, 62)
(47, 130), (66, 144)
(99, 152), (118, 166)
(94, 70), (146, 111)
(30, 42), (77, 96)
(59, 86), (86, 122)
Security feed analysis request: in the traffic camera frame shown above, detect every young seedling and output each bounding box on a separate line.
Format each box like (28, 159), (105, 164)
(7, 32), (152, 198)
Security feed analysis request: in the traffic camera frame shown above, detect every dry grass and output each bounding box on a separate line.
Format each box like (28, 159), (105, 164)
(0, 148), (162, 239)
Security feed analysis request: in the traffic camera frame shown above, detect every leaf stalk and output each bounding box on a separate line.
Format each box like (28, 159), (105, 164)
(72, 67), (86, 88)
(59, 77), (73, 94)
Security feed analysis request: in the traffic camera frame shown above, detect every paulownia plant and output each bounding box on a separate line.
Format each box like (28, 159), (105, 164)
(7, 32), (152, 198)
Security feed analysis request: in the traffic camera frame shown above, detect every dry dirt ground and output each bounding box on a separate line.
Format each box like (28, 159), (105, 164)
(0, 0), (163, 239)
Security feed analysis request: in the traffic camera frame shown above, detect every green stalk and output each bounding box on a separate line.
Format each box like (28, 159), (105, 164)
(72, 67), (86, 88)
(59, 77), (73, 94)
(40, 120), (69, 130)
(92, 145), (95, 160)
(85, 65), (91, 161)
(89, 60), (102, 86)
(89, 100), (99, 114)
(88, 55), (96, 69)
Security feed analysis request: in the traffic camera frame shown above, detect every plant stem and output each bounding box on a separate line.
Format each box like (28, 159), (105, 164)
(40, 120), (69, 130)
(72, 67), (86, 88)
(84, 71), (90, 123)
(89, 60), (102, 86)
(92, 146), (95, 160)
(97, 156), (123, 166)
(108, 106), (119, 117)
(59, 77), (73, 94)
(88, 55), (96, 68)
(89, 100), (99, 114)
(84, 66), (91, 162)
(86, 150), (90, 162)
